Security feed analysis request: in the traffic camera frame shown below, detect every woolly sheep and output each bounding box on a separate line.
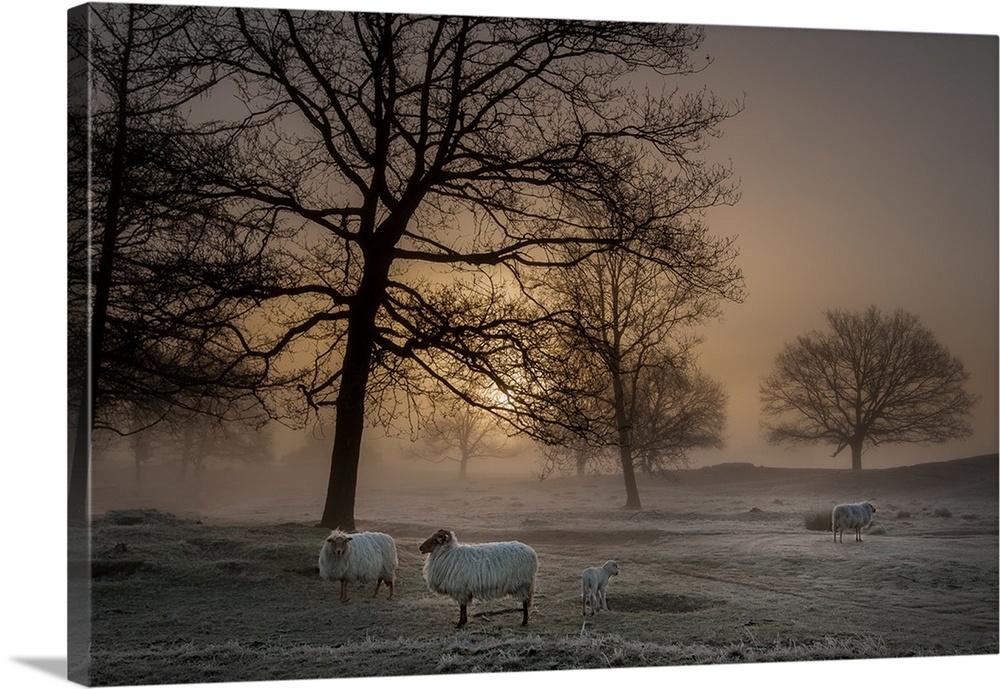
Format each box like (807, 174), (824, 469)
(419, 528), (538, 628)
(318, 529), (398, 601)
(581, 559), (619, 616)
(832, 501), (877, 543)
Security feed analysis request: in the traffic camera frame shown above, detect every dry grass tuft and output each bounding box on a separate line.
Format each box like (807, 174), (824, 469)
(803, 510), (832, 532)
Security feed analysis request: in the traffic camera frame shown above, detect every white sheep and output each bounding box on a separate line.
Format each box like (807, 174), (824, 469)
(318, 529), (398, 601)
(832, 501), (877, 543)
(581, 559), (619, 616)
(419, 528), (538, 628)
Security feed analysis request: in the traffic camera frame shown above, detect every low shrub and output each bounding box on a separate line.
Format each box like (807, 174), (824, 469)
(803, 510), (831, 532)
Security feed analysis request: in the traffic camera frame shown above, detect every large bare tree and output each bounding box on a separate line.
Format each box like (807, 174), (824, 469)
(760, 306), (977, 470)
(175, 10), (744, 529)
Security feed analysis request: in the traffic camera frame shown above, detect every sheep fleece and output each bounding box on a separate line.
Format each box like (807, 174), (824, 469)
(318, 531), (397, 584)
(831, 502), (876, 537)
(422, 536), (538, 606)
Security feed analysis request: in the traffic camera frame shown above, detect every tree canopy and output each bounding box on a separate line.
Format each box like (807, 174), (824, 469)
(73, 7), (745, 529)
(760, 306), (977, 470)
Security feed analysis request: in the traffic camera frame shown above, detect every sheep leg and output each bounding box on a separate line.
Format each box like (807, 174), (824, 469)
(457, 604), (468, 628)
(856, 527), (862, 542)
(339, 580), (349, 601)
(521, 599), (530, 626)
(386, 580), (394, 600)
(372, 579), (383, 599)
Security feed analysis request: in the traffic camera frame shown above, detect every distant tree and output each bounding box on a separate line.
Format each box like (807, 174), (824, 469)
(411, 396), (515, 479)
(760, 306), (977, 471)
(631, 364), (727, 475)
(125, 413), (276, 486)
(533, 198), (739, 508)
(537, 360), (728, 486)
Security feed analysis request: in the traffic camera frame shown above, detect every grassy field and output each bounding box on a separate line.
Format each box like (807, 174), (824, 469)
(81, 455), (998, 686)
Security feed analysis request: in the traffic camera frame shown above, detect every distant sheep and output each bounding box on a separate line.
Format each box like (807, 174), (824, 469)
(832, 501), (877, 543)
(581, 559), (619, 616)
(419, 528), (538, 628)
(318, 529), (398, 601)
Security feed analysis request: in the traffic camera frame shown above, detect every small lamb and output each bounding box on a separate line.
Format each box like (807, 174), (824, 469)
(581, 559), (619, 616)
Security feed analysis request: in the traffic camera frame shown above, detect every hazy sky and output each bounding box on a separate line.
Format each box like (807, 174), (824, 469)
(685, 24), (998, 468)
(44, 1), (997, 474)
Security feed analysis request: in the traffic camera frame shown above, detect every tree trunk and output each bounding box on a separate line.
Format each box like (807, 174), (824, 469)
(69, 399), (91, 526)
(611, 369), (642, 510)
(320, 341), (370, 531)
(319, 276), (384, 530)
(851, 439), (864, 471)
(619, 443), (641, 509)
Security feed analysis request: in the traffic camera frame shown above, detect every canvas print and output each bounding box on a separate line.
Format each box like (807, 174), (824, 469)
(67, 2), (998, 686)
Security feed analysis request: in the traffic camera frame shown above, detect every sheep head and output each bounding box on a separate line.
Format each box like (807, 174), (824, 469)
(325, 530), (353, 556)
(419, 529), (453, 554)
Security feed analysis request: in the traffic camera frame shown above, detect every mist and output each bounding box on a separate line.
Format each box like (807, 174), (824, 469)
(89, 420), (552, 522)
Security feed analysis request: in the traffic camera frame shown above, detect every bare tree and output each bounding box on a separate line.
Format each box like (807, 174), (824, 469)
(411, 395), (516, 479)
(185, 10), (742, 529)
(534, 197), (739, 508)
(69, 4), (284, 524)
(538, 362), (726, 484)
(631, 364), (727, 475)
(760, 306), (977, 470)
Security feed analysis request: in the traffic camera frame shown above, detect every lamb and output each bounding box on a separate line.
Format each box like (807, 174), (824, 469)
(318, 529), (398, 601)
(581, 559), (619, 616)
(419, 528), (538, 628)
(832, 501), (877, 543)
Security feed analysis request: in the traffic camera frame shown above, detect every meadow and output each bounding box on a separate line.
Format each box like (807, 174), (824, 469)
(82, 454), (998, 686)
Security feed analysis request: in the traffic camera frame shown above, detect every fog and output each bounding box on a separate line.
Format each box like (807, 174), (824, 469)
(89, 421), (551, 521)
(89, 414), (993, 525)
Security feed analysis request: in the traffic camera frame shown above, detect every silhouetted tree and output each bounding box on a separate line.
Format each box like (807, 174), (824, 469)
(538, 363), (726, 484)
(533, 197), (739, 508)
(760, 306), (977, 470)
(412, 396), (515, 479)
(186, 10), (742, 528)
(631, 364), (727, 475)
(69, 4), (282, 524)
